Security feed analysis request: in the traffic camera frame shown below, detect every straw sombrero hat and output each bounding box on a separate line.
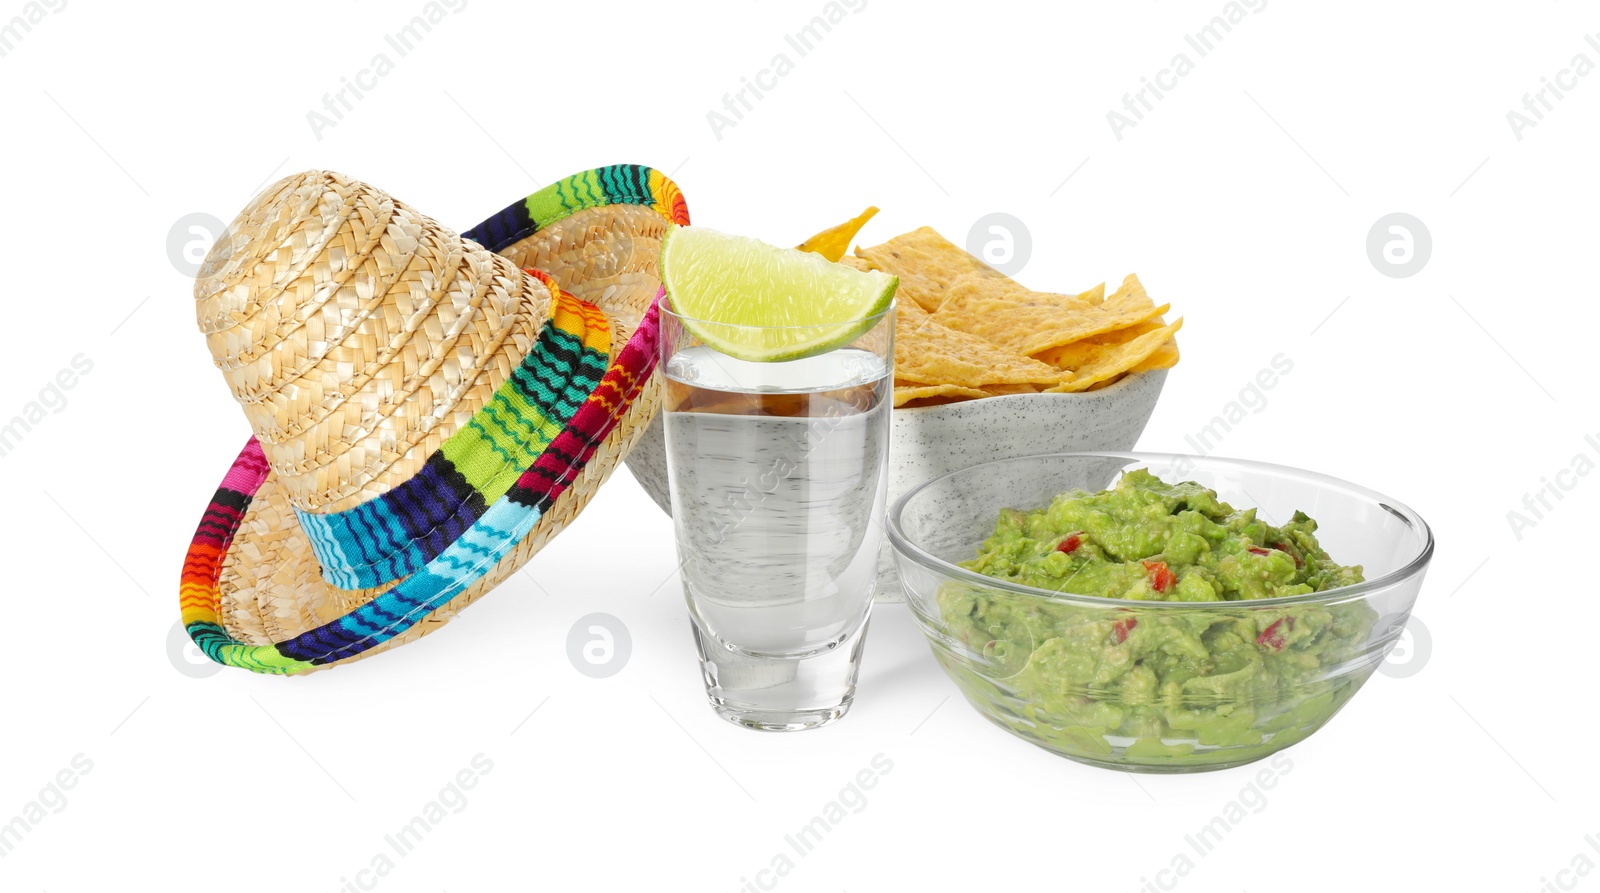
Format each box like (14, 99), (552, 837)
(179, 164), (688, 674)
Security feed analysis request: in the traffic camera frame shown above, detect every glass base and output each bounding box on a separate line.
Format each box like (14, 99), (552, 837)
(691, 610), (871, 732)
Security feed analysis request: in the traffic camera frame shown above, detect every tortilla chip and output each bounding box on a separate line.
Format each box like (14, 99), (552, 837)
(933, 274), (1167, 357)
(1077, 282), (1108, 306)
(979, 383), (1038, 396)
(1043, 318), (1184, 392)
(1036, 317), (1180, 378)
(893, 382), (991, 408)
(894, 299), (1071, 388)
(838, 255), (876, 273)
(1034, 319), (1167, 370)
(855, 227), (1011, 313)
(796, 206), (879, 262)
(1132, 336), (1180, 371)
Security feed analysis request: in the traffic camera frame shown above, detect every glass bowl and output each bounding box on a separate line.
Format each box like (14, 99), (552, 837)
(886, 452), (1433, 773)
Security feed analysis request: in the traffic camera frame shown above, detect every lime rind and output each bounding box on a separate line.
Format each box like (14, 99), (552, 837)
(676, 311), (893, 364)
(660, 225), (898, 363)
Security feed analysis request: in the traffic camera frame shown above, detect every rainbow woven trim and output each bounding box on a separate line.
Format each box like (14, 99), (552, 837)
(296, 278), (610, 590)
(462, 163), (688, 252)
(179, 297), (662, 674)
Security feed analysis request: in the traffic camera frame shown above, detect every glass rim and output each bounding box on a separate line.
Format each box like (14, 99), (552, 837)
(659, 295), (895, 332)
(885, 450), (1435, 611)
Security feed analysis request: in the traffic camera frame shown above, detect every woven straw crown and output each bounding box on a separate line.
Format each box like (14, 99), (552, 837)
(178, 166), (685, 674)
(196, 171), (553, 514)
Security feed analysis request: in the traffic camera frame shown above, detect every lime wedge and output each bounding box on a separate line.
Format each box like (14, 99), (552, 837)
(660, 225), (898, 362)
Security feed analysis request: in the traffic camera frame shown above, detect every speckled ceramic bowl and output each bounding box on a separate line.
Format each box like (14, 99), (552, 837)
(624, 368), (1168, 600)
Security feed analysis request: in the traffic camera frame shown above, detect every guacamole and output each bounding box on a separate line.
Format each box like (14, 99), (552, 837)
(937, 469), (1377, 769)
(960, 469), (1365, 600)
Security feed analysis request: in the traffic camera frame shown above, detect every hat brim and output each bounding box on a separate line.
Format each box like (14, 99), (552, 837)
(181, 165), (688, 674)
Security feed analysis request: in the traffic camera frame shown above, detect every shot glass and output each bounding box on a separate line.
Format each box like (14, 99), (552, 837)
(660, 302), (893, 730)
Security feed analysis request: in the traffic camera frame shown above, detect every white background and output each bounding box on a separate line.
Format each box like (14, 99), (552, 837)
(1, 1), (1596, 890)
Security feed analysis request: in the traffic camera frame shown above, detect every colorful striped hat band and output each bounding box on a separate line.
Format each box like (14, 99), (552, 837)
(180, 165), (688, 674)
(295, 277), (612, 591)
(182, 296), (660, 674)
